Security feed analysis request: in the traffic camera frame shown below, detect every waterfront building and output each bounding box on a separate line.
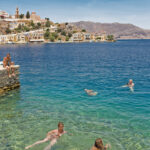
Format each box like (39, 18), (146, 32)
(71, 32), (84, 42)
(0, 29), (44, 44)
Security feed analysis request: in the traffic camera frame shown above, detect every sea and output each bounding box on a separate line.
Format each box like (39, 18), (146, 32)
(0, 40), (150, 150)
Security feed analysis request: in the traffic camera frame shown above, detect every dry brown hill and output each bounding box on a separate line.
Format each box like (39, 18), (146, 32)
(70, 21), (150, 39)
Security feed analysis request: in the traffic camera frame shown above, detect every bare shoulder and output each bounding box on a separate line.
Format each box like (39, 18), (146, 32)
(47, 129), (58, 135)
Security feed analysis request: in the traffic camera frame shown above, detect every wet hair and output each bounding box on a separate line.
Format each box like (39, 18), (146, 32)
(58, 122), (64, 127)
(94, 138), (104, 150)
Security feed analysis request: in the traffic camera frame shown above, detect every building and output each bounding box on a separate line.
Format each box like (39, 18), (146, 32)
(0, 10), (9, 19)
(30, 12), (41, 23)
(71, 32), (84, 42)
(15, 7), (19, 19)
(0, 29), (44, 44)
(50, 25), (58, 33)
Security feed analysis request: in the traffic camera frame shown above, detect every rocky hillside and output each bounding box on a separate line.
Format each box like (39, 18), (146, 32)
(70, 21), (150, 39)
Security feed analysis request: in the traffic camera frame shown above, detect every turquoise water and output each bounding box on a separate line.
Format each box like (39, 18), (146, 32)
(0, 40), (150, 150)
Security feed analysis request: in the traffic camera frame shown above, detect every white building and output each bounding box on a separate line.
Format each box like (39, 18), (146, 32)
(0, 10), (9, 19)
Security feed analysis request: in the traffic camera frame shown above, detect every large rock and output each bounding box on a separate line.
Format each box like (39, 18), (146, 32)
(0, 65), (20, 94)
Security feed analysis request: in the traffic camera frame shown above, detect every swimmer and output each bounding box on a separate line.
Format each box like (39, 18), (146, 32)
(84, 89), (98, 96)
(25, 122), (67, 150)
(122, 79), (134, 92)
(91, 138), (110, 150)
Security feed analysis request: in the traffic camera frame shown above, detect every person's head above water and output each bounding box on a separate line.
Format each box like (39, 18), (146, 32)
(58, 122), (64, 133)
(6, 53), (10, 58)
(94, 138), (104, 150)
(129, 79), (133, 84)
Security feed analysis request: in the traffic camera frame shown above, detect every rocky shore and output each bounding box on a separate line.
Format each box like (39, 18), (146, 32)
(0, 65), (20, 94)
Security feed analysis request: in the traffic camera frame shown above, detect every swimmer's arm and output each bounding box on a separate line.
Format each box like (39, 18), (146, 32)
(105, 144), (111, 149)
(47, 129), (57, 137)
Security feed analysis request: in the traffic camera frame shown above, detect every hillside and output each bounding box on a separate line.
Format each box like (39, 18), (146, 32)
(70, 21), (150, 39)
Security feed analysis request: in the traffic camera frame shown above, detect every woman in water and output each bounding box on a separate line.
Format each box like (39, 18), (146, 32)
(91, 138), (110, 150)
(25, 122), (67, 150)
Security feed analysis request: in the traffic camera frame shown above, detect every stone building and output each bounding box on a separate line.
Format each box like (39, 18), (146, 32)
(15, 7), (19, 19)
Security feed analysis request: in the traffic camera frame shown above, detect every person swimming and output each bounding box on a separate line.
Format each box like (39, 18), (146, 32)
(84, 89), (98, 96)
(122, 79), (134, 92)
(91, 138), (110, 150)
(25, 122), (67, 150)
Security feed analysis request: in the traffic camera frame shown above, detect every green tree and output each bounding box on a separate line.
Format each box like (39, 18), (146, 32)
(23, 26), (30, 32)
(26, 11), (30, 19)
(37, 22), (41, 27)
(45, 17), (49, 21)
(73, 30), (77, 33)
(96, 37), (101, 40)
(82, 29), (86, 32)
(68, 32), (72, 38)
(65, 36), (69, 41)
(19, 14), (24, 19)
(45, 20), (50, 27)
(50, 35), (55, 42)
(5, 28), (11, 34)
(107, 35), (114, 41)
(61, 31), (66, 36)
(51, 32), (58, 39)
(44, 30), (50, 39)
(57, 28), (62, 33)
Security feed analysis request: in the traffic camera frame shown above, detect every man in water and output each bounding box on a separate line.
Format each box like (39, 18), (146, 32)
(122, 79), (134, 92)
(25, 122), (67, 150)
(91, 138), (110, 150)
(127, 79), (134, 88)
(84, 89), (98, 96)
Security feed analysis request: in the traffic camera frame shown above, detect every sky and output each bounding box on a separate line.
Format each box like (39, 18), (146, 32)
(0, 0), (150, 29)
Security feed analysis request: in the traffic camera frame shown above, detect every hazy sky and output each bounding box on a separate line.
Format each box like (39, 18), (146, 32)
(1, 0), (150, 29)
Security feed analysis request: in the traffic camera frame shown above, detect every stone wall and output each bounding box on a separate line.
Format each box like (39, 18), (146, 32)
(0, 65), (20, 94)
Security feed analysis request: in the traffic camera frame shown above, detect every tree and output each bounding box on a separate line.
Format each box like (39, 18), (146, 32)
(96, 37), (101, 40)
(19, 14), (24, 19)
(58, 37), (61, 41)
(68, 32), (72, 38)
(45, 17), (49, 21)
(37, 22), (41, 27)
(61, 31), (66, 36)
(26, 11), (30, 19)
(44, 30), (50, 39)
(107, 35), (114, 41)
(5, 28), (11, 34)
(51, 32), (58, 39)
(30, 21), (35, 29)
(65, 36), (69, 41)
(82, 29), (86, 32)
(23, 26), (30, 32)
(45, 20), (50, 27)
(50, 35), (55, 42)
(65, 22), (68, 25)
(57, 28), (62, 33)
(73, 30), (77, 33)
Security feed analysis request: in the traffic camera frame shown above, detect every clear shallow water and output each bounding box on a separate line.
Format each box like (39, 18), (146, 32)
(0, 40), (150, 150)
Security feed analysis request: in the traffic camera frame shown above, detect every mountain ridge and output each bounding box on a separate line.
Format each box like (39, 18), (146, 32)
(69, 21), (150, 39)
